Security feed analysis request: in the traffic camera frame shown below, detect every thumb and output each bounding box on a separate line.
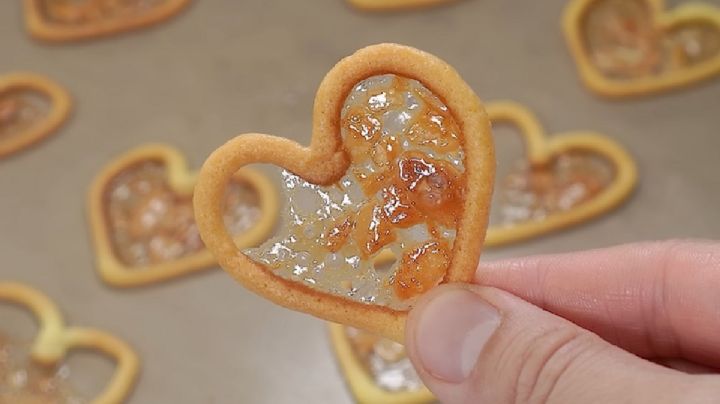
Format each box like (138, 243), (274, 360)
(405, 284), (710, 404)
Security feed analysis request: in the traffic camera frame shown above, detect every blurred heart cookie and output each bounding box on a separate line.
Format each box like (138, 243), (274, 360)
(329, 323), (433, 404)
(348, 0), (457, 11)
(485, 101), (637, 247)
(88, 144), (278, 287)
(564, 0), (720, 96)
(24, 0), (192, 42)
(0, 282), (139, 404)
(0, 73), (70, 159)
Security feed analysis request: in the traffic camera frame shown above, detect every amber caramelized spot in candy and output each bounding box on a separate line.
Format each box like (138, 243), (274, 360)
(582, 0), (720, 79)
(352, 203), (396, 258)
(396, 153), (464, 225)
(394, 241), (450, 300)
(245, 74), (466, 309)
(325, 216), (355, 253)
(104, 161), (262, 267)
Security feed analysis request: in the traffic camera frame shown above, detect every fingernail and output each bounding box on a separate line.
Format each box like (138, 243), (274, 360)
(414, 288), (501, 382)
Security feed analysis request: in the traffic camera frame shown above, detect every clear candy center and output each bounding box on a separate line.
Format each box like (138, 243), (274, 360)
(245, 74), (466, 310)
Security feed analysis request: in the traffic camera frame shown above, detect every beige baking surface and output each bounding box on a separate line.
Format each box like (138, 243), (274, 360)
(1, 0), (718, 402)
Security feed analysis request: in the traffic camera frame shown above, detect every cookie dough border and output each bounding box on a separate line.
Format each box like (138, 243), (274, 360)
(88, 144), (279, 288)
(0, 282), (139, 404)
(0, 72), (71, 159)
(193, 43), (494, 342)
(328, 323), (434, 404)
(347, 0), (457, 12)
(563, 0), (720, 97)
(23, 0), (192, 42)
(484, 101), (637, 247)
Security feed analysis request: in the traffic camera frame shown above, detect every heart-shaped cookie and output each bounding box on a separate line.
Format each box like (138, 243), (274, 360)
(0, 282), (139, 404)
(328, 323), (433, 404)
(194, 43), (494, 341)
(0, 73), (71, 159)
(23, 0), (192, 42)
(484, 101), (637, 247)
(347, 0), (457, 11)
(88, 144), (278, 287)
(564, 0), (720, 97)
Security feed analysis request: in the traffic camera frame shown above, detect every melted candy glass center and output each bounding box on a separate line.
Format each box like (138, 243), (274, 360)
(245, 74), (466, 310)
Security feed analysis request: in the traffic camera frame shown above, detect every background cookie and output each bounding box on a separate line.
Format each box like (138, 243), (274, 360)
(485, 101), (637, 247)
(564, 0), (720, 97)
(88, 144), (277, 287)
(347, 0), (458, 11)
(0, 282), (139, 404)
(1, 0), (717, 402)
(328, 322), (434, 404)
(0, 72), (70, 159)
(24, 0), (193, 42)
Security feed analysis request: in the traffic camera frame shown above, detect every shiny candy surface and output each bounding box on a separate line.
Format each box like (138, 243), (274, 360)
(245, 74), (466, 309)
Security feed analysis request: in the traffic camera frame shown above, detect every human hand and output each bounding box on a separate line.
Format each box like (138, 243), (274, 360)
(404, 240), (720, 403)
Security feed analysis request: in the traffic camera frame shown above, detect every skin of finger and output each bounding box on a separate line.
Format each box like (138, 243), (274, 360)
(684, 376), (720, 403)
(406, 284), (688, 404)
(475, 240), (720, 367)
(658, 358), (720, 375)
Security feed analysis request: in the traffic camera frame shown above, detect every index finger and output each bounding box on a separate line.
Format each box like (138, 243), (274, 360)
(475, 240), (720, 367)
